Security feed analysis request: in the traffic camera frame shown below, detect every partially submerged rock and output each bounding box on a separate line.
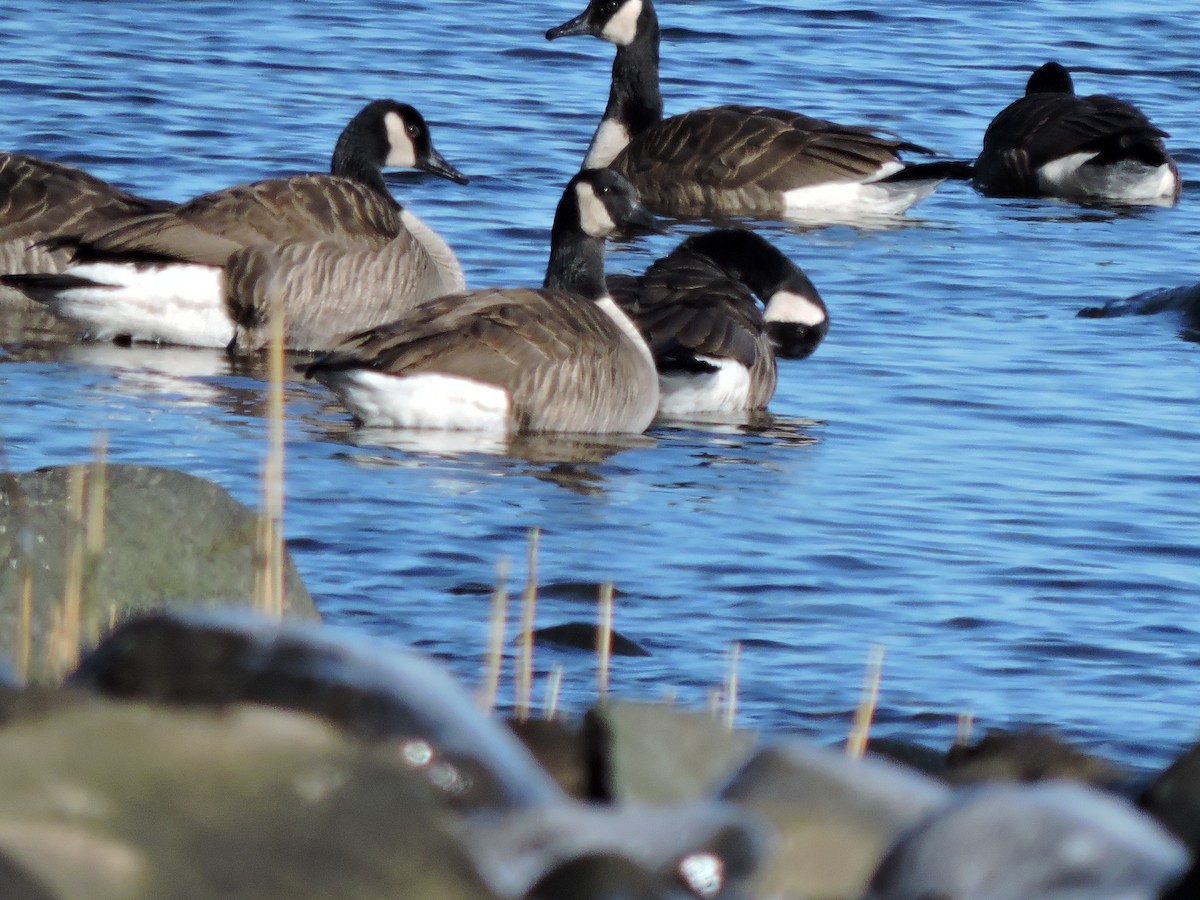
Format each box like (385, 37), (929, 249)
(946, 728), (1128, 789)
(719, 739), (949, 899)
(1140, 738), (1200, 853)
(867, 780), (1191, 900)
(0, 464), (319, 682)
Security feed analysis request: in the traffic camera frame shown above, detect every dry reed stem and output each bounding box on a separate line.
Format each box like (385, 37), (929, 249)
(477, 558), (509, 714)
(85, 434), (107, 556)
(846, 643), (885, 760)
(956, 709), (974, 746)
(256, 284), (287, 620)
(514, 527), (540, 722)
(46, 465), (87, 680)
(596, 582), (614, 702)
(723, 641), (741, 730)
(16, 561), (31, 684)
(543, 663), (563, 721)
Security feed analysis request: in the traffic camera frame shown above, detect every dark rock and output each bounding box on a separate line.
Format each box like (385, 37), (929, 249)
(532, 622), (649, 657)
(868, 737), (948, 778)
(508, 716), (593, 800)
(67, 609), (564, 813)
(719, 738), (949, 899)
(867, 781), (1190, 900)
(0, 464), (319, 682)
(584, 700), (758, 805)
(946, 728), (1128, 789)
(1140, 740), (1200, 852)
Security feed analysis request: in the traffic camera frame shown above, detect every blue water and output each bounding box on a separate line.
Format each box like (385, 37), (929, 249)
(3, 1), (1199, 774)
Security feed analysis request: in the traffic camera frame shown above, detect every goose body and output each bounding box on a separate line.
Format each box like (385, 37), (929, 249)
(608, 229), (828, 415)
(305, 169), (662, 435)
(0, 153), (174, 309)
(973, 62), (1180, 204)
(2, 100), (468, 350)
(546, 0), (967, 219)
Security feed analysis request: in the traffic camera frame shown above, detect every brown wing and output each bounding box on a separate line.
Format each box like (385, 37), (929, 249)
(0, 153), (173, 243)
(72, 174), (405, 265)
(975, 93), (1172, 195)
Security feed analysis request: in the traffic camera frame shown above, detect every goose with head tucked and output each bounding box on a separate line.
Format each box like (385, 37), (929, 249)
(0, 153), (174, 310)
(1, 99), (469, 350)
(972, 61), (1180, 204)
(545, 0), (970, 220)
(304, 168), (664, 435)
(607, 228), (828, 416)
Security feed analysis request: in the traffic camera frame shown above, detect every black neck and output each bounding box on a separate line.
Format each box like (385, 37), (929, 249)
(604, 11), (663, 135)
(329, 122), (395, 203)
(543, 227), (607, 301)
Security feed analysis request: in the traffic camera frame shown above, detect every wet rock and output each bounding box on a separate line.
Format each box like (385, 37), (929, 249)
(0, 464), (319, 682)
(867, 781), (1191, 900)
(867, 737), (948, 778)
(584, 700), (758, 805)
(719, 738), (949, 899)
(509, 716), (594, 800)
(533, 622), (649, 657)
(67, 610), (564, 813)
(1139, 740), (1200, 852)
(0, 697), (498, 899)
(946, 728), (1128, 789)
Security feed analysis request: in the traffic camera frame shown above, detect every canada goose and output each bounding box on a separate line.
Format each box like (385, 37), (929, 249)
(0, 153), (174, 309)
(545, 0), (969, 219)
(607, 229), (828, 415)
(973, 62), (1180, 204)
(1, 99), (469, 350)
(304, 169), (663, 435)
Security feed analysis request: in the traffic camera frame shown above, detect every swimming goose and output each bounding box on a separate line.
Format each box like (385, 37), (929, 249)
(1, 99), (469, 350)
(304, 169), (663, 435)
(607, 229), (828, 415)
(545, 0), (969, 219)
(972, 62), (1180, 204)
(0, 153), (174, 309)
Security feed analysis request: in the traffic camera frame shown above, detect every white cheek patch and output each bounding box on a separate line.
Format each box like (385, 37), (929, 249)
(575, 182), (617, 238)
(601, 0), (643, 46)
(764, 289), (827, 327)
(383, 111), (418, 168)
(583, 118), (633, 169)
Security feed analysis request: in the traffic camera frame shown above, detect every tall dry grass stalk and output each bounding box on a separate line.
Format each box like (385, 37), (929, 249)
(723, 641), (741, 730)
(514, 527), (540, 722)
(16, 560), (31, 684)
(477, 558), (509, 714)
(255, 285), (287, 620)
(596, 582), (614, 702)
(956, 709), (974, 746)
(543, 663), (563, 721)
(846, 642), (885, 760)
(45, 465), (87, 679)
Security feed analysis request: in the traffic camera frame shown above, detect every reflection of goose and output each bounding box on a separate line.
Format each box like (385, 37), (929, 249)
(1078, 283), (1200, 340)
(608, 229), (828, 416)
(2, 100), (468, 350)
(546, 0), (968, 219)
(305, 169), (663, 435)
(0, 153), (173, 311)
(973, 62), (1180, 204)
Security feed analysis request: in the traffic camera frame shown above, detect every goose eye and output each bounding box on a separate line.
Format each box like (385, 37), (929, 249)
(406, 124), (420, 138)
(601, 0), (620, 13)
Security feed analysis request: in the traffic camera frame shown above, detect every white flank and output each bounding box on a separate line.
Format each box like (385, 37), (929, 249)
(383, 111), (418, 169)
(601, 0), (643, 46)
(50, 262), (232, 347)
(575, 183), (617, 238)
(583, 118), (633, 169)
(764, 289), (827, 328)
(1038, 153), (1179, 203)
(658, 357), (752, 415)
(327, 370), (512, 431)
(783, 166), (939, 218)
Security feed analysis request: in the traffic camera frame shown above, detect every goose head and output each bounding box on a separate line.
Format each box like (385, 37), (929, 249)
(330, 99), (469, 186)
(546, 0), (655, 48)
(1025, 61), (1075, 96)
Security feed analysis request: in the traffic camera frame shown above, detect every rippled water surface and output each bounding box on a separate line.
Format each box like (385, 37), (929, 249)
(3, 1), (1199, 772)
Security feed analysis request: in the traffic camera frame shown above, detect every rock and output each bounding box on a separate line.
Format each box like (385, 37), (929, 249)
(719, 738), (949, 899)
(945, 728), (1128, 789)
(1139, 740), (1200, 852)
(508, 716), (594, 800)
(584, 700), (758, 805)
(67, 610), (564, 813)
(0, 697), (498, 900)
(0, 464), (319, 682)
(532, 622), (649, 657)
(867, 781), (1191, 900)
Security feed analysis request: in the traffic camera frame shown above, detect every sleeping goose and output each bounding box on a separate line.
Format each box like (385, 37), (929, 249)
(304, 168), (663, 435)
(1, 99), (469, 350)
(972, 61), (1180, 204)
(0, 153), (174, 309)
(545, 0), (969, 220)
(607, 228), (828, 415)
